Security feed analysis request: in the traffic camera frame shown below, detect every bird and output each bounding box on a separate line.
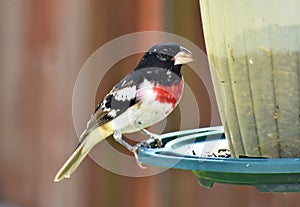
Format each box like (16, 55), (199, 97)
(54, 42), (193, 182)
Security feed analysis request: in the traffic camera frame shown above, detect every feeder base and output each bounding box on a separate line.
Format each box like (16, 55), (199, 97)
(138, 126), (300, 193)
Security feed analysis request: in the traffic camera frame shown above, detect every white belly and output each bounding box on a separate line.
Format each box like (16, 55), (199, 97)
(110, 95), (173, 134)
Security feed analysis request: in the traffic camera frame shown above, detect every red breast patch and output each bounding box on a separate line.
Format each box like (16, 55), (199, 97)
(152, 79), (184, 109)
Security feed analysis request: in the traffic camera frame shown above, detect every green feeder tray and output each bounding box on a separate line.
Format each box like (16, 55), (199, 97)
(138, 126), (300, 192)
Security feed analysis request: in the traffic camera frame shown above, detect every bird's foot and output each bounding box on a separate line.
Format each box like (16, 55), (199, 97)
(130, 143), (147, 169)
(113, 131), (146, 169)
(141, 129), (163, 148)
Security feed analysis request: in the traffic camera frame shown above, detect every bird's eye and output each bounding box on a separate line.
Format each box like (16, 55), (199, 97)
(157, 53), (167, 61)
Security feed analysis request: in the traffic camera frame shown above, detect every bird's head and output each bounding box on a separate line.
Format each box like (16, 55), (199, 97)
(135, 43), (193, 76)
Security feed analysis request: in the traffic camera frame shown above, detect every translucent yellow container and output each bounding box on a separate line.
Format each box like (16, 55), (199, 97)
(199, 0), (300, 157)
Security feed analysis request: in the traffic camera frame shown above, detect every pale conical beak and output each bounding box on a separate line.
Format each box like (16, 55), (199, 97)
(173, 46), (194, 65)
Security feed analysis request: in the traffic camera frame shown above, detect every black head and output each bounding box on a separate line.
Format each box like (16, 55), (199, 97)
(134, 43), (193, 76)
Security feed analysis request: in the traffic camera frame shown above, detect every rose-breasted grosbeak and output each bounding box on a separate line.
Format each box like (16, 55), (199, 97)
(54, 42), (193, 182)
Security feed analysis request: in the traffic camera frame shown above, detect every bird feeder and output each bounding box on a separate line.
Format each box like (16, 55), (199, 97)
(138, 0), (300, 192)
(199, 0), (300, 158)
(138, 127), (300, 192)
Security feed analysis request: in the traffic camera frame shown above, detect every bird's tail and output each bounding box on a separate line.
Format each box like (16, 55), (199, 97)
(54, 125), (113, 182)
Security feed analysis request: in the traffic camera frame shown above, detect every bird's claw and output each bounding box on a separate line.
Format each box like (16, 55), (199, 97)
(153, 137), (163, 148)
(114, 130), (146, 169)
(141, 129), (163, 148)
(131, 144), (147, 169)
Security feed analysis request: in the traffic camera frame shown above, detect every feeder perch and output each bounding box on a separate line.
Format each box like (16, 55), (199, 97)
(138, 126), (300, 193)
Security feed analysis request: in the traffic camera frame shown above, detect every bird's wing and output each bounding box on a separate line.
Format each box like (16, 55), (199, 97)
(79, 72), (142, 141)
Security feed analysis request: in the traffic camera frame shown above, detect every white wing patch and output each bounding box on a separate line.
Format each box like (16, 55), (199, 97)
(101, 98), (110, 112)
(108, 109), (118, 117)
(113, 85), (137, 101)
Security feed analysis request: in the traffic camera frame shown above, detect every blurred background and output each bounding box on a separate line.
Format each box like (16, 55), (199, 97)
(0, 0), (299, 206)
